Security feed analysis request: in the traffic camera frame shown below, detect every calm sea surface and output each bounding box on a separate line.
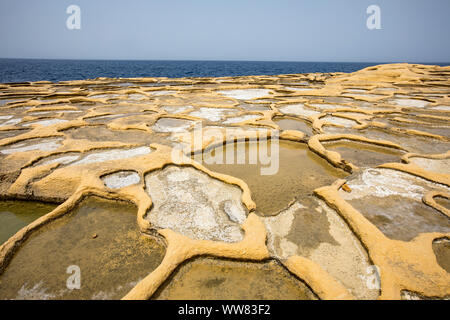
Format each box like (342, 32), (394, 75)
(0, 59), (448, 83)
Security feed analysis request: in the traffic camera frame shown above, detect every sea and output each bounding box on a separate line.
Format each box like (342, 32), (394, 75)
(0, 59), (448, 84)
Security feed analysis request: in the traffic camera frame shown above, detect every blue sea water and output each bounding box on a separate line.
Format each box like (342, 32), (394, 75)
(0, 59), (448, 84)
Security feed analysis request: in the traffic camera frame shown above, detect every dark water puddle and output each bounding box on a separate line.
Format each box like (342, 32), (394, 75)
(323, 140), (404, 167)
(432, 238), (450, 273)
(0, 129), (30, 140)
(239, 103), (271, 111)
(84, 113), (146, 124)
(380, 116), (450, 138)
(152, 117), (194, 133)
(349, 195), (450, 241)
(0, 201), (57, 245)
(112, 114), (157, 127)
(285, 198), (338, 254)
(322, 96), (355, 104)
(435, 196), (450, 210)
(359, 128), (450, 154)
(0, 99), (16, 107)
(274, 116), (313, 136)
(201, 140), (347, 216)
(325, 127), (449, 155)
(0, 196), (165, 300)
(152, 258), (317, 300)
(63, 125), (154, 145)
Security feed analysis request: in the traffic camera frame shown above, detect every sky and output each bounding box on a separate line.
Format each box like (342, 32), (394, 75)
(0, 0), (449, 62)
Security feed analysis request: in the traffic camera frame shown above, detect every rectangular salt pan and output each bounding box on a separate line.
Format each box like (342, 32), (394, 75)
(218, 89), (272, 100)
(70, 147), (151, 166)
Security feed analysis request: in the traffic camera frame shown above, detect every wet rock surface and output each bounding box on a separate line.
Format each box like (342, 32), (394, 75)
(0, 197), (165, 300)
(153, 258), (317, 300)
(274, 116), (314, 136)
(0, 63), (449, 300)
(339, 168), (450, 241)
(202, 140), (348, 216)
(263, 198), (378, 299)
(433, 238), (450, 273)
(323, 140), (404, 168)
(0, 201), (57, 245)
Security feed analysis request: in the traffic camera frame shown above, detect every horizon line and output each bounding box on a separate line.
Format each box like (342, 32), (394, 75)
(0, 57), (449, 65)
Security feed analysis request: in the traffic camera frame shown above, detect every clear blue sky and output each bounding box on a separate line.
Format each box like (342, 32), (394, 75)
(0, 0), (449, 62)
